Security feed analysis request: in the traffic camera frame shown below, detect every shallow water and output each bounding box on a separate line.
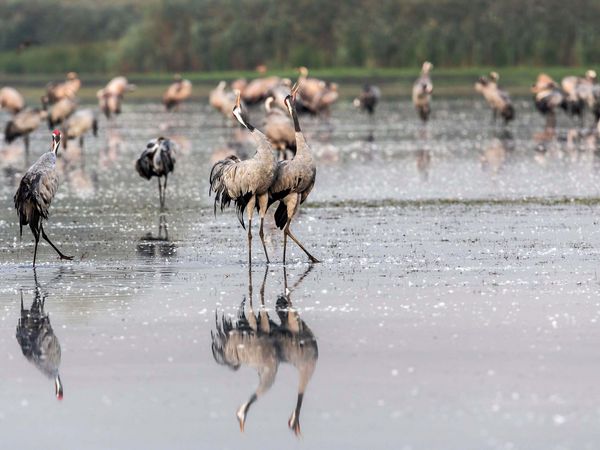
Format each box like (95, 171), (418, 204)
(1, 99), (600, 449)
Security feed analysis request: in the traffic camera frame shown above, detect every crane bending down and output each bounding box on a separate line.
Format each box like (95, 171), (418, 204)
(209, 92), (278, 264)
(14, 130), (73, 266)
(135, 137), (176, 209)
(268, 85), (320, 263)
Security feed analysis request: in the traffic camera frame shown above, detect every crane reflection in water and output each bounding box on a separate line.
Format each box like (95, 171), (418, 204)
(211, 266), (318, 436)
(16, 269), (63, 400)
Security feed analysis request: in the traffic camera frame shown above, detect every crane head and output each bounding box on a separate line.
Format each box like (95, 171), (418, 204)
(51, 129), (61, 154)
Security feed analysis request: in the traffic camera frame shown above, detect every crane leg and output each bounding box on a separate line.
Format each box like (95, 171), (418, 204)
(246, 196), (256, 266)
(257, 193), (270, 263)
(41, 225), (73, 261)
(284, 194), (320, 264)
(162, 175), (168, 210)
(157, 177), (163, 209)
(32, 227), (40, 267)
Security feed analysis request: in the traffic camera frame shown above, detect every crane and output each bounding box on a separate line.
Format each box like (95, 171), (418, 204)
(412, 61), (433, 122)
(5, 107), (48, 158)
(62, 109), (98, 150)
(14, 130), (73, 266)
(209, 92), (277, 264)
(353, 84), (381, 115)
(268, 84), (320, 264)
(474, 72), (515, 124)
(135, 137), (176, 209)
(163, 74), (192, 111)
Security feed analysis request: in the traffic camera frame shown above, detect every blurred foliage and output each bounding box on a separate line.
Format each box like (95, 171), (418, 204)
(0, 0), (599, 73)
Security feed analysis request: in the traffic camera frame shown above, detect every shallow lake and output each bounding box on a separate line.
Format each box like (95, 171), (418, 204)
(0, 98), (599, 449)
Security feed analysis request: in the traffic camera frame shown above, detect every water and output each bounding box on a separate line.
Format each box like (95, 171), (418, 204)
(0, 99), (600, 449)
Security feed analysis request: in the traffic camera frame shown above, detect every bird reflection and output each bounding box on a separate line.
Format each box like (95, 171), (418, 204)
(136, 214), (176, 258)
(480, 130), (514, 175)
(416, 127), (431, 181)
(211, 266), (318, 436)
(16, 269), (63, 400)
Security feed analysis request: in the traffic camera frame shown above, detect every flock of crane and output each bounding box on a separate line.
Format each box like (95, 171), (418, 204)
(5, 63), (600, 267)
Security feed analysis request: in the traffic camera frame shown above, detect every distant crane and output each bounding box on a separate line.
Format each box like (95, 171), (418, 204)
(97, 76), (136, 119)
(16, 272), (63, 400)
(353, 84), (381, 115)
(14, 130), (73, 266)
(162, 74), (192, 111)
(263, 96), (296, 160)
(209, 81), (239, 123)
(0, 86), (25, 114)
(209, 92), (278, 264)
(42, 72), (80, 106)
(268, 84), (319, 264)
(135, 137), (176, 209)
(46, 97), (77, 130)
(412, 61), (433, 122)
(474, 72), (515, 124)
(62, 109), (98, 150)
(5, 107), (48, 157)
(531, 74), (565, 130)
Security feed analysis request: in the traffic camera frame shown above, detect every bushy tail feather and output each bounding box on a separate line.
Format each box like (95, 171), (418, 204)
(4, 121), (19, 143)
(92, 119), (98, 137)
(210, 156), (253, 228)
(502, 104), (515, 122)
(135, 154), (153, 179)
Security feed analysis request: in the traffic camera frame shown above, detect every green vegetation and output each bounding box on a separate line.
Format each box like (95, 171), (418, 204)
(0, 0), (599, 74)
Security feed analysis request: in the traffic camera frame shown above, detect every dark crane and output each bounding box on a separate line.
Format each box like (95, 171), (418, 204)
(14, 130), (73, 266)
(135, 137), (176, 209)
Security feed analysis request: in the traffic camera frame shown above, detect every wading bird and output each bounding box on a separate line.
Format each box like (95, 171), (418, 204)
(474, 72), (515, 124)
(412, 61), (433, 122)
(16, 271), (63, 400)
(97, 76), (136, 119)
(5, 107), (48, 156)
(295, 67), (338, 116)
(209, 93), (277, 264)
(163, 74), (192, 111)
(263, 96), (296, 160)
(268, 85), (319, 264)
(62, 109), (98, 150)
(46, 97), (77, 130)
(42, 72), (80, 106)
(135, 137), (176, 209)
(353, 84), (381, 115)
(14, 130), (73, 266)
(209, 81), (239, 123)
(211, 266), (318, 436)
(532, 74), (565, 130)
(0, 86), (25, 114)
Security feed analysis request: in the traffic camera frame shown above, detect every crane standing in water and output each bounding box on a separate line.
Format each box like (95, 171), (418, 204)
(268, 84), (320, 264)
(135, 137), (176, 209)
(14, 130), (73, 266)
(412, 61), (433, 122)
(209, 92), (278, 264)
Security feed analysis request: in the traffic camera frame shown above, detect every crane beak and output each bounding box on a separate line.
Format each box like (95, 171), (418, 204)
(55, 375), (63, 401)
(234, 90), (242, 108)
(291, 81), (300, 101)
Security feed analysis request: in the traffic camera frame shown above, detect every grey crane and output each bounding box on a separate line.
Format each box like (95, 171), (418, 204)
(353, 84), (381, 115)
(474, 72), (515, 125)
(14, 130), (73, 266)
(42, 72), (80, 107)
(268, 85), (320, 264)
(211, 266), (318, 436)
(135, 137), (176, 209)
(46, 97), (77, 130)
(163, 74), (192, 111)
(531, 74), (566, 130)
(16, 270), (63, 400)
(209, 92), (278, 264)
(5, 107), (48, 157)
(62, 109), (98, 150)
(0, 86), (25, 114)
(412, 61), (433, 122)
